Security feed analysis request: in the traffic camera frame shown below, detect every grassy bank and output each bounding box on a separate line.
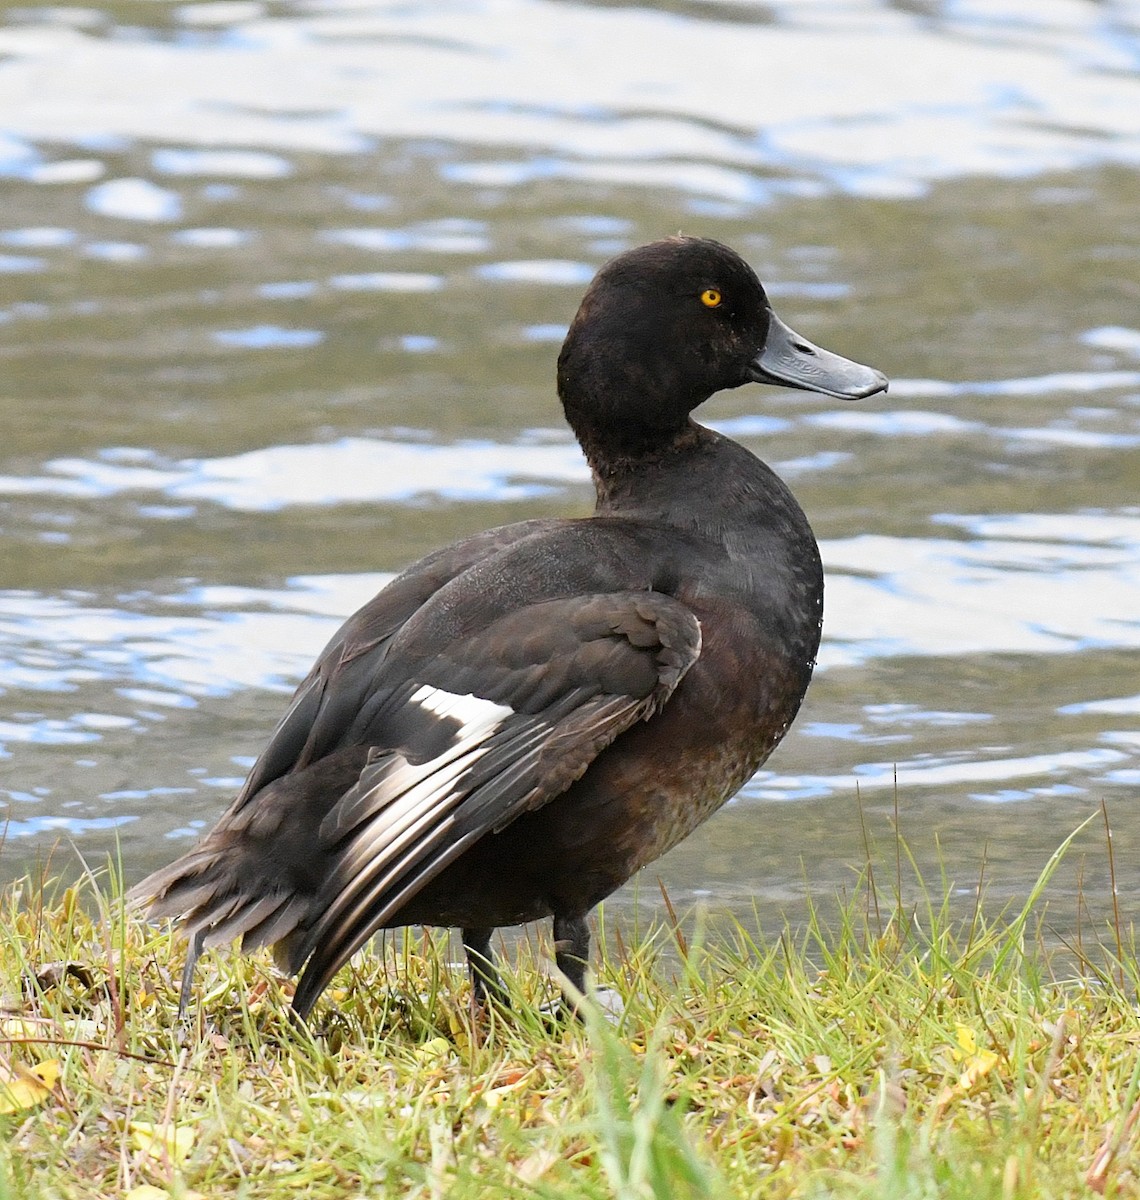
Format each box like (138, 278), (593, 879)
(1, 823), (1137, 1199)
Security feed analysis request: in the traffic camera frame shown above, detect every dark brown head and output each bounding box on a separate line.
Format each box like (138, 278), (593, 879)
(557, 236), (887, 462)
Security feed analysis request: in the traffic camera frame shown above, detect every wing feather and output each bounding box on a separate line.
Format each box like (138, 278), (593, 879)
(231, 520), (562, 807)
(289, 593), (701, 1015)
(132, 518), (706, 1022)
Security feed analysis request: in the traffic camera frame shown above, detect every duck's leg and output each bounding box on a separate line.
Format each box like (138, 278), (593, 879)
(553, 912), (591, 1016)
(462, 926), (509, 1009)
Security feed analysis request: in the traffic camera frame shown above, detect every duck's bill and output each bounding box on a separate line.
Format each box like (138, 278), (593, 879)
(747, 311), (889, 400)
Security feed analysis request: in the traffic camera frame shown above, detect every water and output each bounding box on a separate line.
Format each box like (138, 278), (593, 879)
(1, 0), (1139, 940)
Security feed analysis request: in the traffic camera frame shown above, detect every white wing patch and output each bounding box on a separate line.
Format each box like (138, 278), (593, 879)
(409, 684), (514, 739)
(307, 686), (523, 963)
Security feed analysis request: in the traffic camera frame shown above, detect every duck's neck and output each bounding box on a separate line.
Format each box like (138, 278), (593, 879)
(558, 335), (709, 496)
(582, 419), (811, 548)
(577, 419), (704, 511)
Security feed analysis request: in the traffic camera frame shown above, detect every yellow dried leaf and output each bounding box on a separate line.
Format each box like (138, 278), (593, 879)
(33, 1059), (60, 1089)
(0, 1058), (60, 1114)
(1, 1017), (50, 1038)
(952, 1025), (979, 1058)
(416, 1036), (452, 1062)
(129, 1121), (196, 1166)
(948, 1025), (998, 1090)
(958, 1047), (999, 1090)
(445, 1008), (470, 1050)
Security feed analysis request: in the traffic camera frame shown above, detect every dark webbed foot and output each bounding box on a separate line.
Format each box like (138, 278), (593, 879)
(462, 926), (510, 1010)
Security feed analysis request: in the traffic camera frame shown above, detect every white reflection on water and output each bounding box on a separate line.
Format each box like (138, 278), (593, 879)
(85, 177), (183, 222)
(322, 222), (488, 255)
(0, 575), (391, 702)
(1, 361), (1137, 508)
(152, 147), (293, 178)
(891, 371), (1140, 398)
(820, 513), (1140, 666)
(0, 1), (1138, 200)
(0, 227), (76, 248)
(746, 747), (1126, 805)
(0, 437), (589, 509)
(1061, 695), (1140, 716)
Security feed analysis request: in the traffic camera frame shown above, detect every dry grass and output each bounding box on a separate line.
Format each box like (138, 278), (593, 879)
(1, 816), (1138, 1199)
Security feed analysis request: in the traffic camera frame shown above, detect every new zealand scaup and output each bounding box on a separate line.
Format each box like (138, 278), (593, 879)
(132, 236), (889, 1019)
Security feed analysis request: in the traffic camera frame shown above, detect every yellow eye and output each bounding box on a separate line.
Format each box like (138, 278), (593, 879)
(700, 288), (722, 308)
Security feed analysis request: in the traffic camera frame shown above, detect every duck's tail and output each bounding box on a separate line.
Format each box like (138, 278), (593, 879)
(129, 748), (369, 1014)
(129, 833), (316, 1015)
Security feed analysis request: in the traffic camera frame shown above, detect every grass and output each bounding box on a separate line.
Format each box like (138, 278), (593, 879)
(1, 815), (1138, 1199)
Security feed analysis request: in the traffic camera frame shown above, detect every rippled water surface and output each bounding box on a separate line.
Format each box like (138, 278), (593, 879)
(2, 0), (1139, 938)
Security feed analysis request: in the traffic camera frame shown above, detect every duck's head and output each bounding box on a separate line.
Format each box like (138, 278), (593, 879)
(557, 236), (888, 457)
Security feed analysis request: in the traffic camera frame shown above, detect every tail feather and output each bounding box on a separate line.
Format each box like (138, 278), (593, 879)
(198, 893), (288, 951)
(134, 848), (313, 949)
(128, 851), (219, 916)
(131, 840), (314, 1014)
(144, 878), (226, 923)
(242, 895), (311, 955)
(129, 746), (370, 1010)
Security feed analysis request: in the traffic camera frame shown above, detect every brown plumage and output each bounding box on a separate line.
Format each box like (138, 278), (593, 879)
(132, 236), (888, 1019)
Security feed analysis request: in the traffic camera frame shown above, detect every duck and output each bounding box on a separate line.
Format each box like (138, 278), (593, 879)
(131, 236), (888, 1020)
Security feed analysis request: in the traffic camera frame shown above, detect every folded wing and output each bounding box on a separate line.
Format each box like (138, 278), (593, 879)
(289, 590), (701, 1015)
